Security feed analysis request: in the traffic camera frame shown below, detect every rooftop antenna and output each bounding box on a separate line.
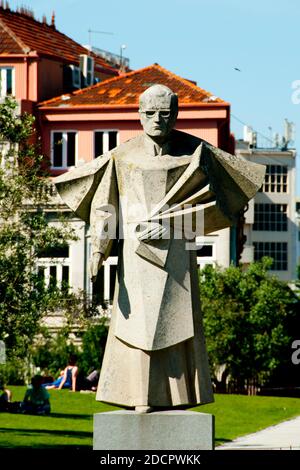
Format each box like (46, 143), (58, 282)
(120, 44), (127, 71)
(88, 28), (114, 51)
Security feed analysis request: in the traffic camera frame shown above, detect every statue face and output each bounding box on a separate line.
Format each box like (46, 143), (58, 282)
(139, 89), (178, 140)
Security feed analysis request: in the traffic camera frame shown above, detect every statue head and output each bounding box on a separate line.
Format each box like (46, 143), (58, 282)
(139, 85), (178, 142)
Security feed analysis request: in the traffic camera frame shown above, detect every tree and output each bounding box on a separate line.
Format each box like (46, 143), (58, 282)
(0, 97), (76, 360)
(30, 317), (109, 379)
(78, 319), (109, 376)
(199, 258), (299, 390)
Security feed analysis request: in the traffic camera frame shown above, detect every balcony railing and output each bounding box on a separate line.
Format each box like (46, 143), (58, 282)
(91, 46), (130, 69)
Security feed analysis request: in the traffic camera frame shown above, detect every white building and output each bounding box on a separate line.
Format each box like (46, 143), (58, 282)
(236, 136), (297, 282)
(41, 130), (298, 309)
(296, 197), (300, 272)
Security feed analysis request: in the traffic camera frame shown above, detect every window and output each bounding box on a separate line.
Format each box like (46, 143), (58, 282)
(94, 131), (118, 157)
(253, 204), (288, 231)
(86, 56), (94, 87)
(80, 54), (94, 87)
(196, 242), (215, 269)
(254, 242), (288, 271)
(260, 165), (288, 193)
(37, 244), (69, 258)
(38, 265), (70, 291)
(37, 244), (70, 291)
(51, 131), (77, 168)
(197, 245), (213, 257)
(0, 67), (14, 98)
(70, 65), (81, 89)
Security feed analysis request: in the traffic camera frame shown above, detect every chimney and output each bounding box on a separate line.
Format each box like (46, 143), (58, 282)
(51, 11), (55, 28)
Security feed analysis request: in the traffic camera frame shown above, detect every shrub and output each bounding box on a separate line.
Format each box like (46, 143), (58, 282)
(78, 319), (109, 376)
(31, 318), (109, 381)
(0, 358), (29, 385)
(31, 329), (80, 377)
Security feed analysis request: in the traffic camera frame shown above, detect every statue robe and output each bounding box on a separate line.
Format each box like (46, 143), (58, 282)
(54, 130), (265, 407)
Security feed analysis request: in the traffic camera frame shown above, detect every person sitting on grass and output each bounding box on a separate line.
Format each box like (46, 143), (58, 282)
(21, 375), (51, 415)
(0, 381), (12, 412)
(44, 355), (78, 392)
(79, 370), (100, 392)
(42, 370), (64, 389)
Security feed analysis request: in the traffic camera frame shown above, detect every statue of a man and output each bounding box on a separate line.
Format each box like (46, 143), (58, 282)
(54, 85), (264, 412)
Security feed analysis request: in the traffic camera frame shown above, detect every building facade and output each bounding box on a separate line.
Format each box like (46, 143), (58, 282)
(296, 197), (300, 273)
(0, 5), (239, 303)
(37, 63), (235, 302)
(0, 5), (120, 303)
(236, 137), (297, 281)
(0, 5), (119, 114)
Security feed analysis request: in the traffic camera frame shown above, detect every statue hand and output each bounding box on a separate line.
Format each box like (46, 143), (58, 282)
(89, 252), (105, 282)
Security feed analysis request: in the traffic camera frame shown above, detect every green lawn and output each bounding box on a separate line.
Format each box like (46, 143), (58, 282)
(1, 387), (300, 448)
(195, 394), (300, 445)
(0, 386), (119, 448)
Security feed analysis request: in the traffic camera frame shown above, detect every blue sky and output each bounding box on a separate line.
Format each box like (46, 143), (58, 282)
(8, 0), (300, 193)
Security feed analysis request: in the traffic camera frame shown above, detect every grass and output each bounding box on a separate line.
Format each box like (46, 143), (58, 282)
(1, 388), (300, 448)
(194, 394), (300, 445)
(0, 386), (119, 448)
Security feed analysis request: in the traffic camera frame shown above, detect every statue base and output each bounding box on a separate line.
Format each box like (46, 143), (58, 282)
(93, 410), (214, 450)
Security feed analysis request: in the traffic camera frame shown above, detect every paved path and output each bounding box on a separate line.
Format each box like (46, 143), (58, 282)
(217, 416), (300, 450)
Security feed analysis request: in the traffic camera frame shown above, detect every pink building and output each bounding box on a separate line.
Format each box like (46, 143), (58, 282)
(37, 64), (234, 301)
(37, 63), (233, 177)
(0, 5), (119, 114)
(0, 5), (235, 301)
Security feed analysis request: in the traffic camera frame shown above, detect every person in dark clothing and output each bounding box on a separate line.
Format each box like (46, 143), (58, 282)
(44, 355), (78, 392)
(79, 370), (100, 392)
(0, 381), (12, 411)
(21, 375), (51, 415)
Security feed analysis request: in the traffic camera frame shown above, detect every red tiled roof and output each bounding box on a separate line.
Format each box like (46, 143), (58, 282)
(38, 64), (227, 108)
(0, 25), (24, 54)
(0, 6), (117, 74)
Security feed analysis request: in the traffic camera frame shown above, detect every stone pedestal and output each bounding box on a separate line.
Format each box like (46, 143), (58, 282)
(93, 410), (214, 450)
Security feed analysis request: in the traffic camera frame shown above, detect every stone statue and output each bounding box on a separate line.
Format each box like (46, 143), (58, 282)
(54, 85), (265, 413)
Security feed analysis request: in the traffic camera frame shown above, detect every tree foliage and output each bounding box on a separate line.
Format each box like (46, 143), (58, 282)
(31, 328), (79, 377)
(30, 318), (109, 379)
(78, 319), (109, 376)
(199, 258), (299, 387)
(0, 97), (76, 358)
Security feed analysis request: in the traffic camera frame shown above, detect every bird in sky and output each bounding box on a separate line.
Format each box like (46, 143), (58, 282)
(234, 67), (241, 72)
